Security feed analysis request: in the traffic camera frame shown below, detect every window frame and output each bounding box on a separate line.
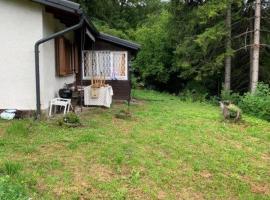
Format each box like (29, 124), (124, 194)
(82, 50), (128, 81)
(55, 36), (77, 77)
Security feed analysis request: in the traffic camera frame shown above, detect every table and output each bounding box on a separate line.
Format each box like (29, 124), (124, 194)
(84, 85), (113, 108)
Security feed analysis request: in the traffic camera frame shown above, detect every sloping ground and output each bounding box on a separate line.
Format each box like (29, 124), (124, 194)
(0, 90), (269, 200)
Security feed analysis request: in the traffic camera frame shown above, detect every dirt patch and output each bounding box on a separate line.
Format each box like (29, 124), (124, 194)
(36, 180), (47, 194)
(242, 176), (270, 195)
(127, 187), (152, 200)
(73, 166), (90, 188)
(261, 153), (270, 161)
(51, 165), (107, 199)
(38, 143), (67, 155)
(112, 118), (134, 134)
(200, 170), (212, 179)
(176, 187), (204, 200)
(0, 130), (4, 137)
(157, 191), (167, 200)
(89, 164), (115, 182)
(52, 184), (103, 200)
(251, 183), (270, 195)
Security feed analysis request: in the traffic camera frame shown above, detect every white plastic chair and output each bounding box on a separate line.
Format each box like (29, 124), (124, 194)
(49, 98), (72, 117)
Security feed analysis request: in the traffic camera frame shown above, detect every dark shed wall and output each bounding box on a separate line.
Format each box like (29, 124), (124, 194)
(82, 38), (134, 101)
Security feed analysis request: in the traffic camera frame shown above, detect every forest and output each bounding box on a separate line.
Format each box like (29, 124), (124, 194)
(75, 0), (270, 119)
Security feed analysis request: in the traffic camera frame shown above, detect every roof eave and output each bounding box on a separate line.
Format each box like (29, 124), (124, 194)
(98, 33), (141, 51)
(32, 0), (82, 15)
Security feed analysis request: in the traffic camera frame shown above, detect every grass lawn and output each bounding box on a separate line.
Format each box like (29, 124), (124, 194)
(0, 90), (269, 200)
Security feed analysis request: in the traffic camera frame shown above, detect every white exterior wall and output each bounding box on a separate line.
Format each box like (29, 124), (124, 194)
(0, 0), (76, 111)
(40, 11), (75, 110)
(0, 0), (42, 110)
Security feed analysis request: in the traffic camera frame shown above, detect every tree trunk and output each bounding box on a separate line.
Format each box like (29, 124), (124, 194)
(251, 0), (261, 93)
(249, 5), (254, 91)
(225, 3), (232, 91)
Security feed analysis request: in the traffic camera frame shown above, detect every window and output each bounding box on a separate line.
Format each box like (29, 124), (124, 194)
(83, 51), (128, 80)
(55, 37), (79, 76)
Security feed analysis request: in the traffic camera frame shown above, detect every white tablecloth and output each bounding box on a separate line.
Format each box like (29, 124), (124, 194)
(84, 85), (113, 108)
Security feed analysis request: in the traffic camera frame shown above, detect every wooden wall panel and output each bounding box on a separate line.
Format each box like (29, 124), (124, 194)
(82, 80), (131, 101)
(107, 80), (131, 101)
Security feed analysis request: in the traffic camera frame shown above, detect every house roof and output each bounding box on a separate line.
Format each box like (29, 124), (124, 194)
(32, 0), (82, 14)
(98, 33), (141, 51)
(33, 0), (140, 51)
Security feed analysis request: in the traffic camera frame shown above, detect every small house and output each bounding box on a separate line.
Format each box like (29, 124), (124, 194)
(0, 0), (140, 117)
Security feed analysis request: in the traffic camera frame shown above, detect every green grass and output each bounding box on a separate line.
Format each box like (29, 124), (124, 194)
(0, 90), (269, 199)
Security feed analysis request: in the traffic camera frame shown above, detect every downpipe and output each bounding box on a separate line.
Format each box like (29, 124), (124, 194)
(34, 18), (84, 119)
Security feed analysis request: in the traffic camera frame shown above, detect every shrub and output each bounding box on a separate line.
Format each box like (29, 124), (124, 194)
(131, 76), (142, 89)
(179, 81), (209, 102)
(64, 113), (80, 124)
(240, 83), (270, 121)
(221, 89), (241, 105)
(179, 89), (208, 102)
(56, 113), (81, 128)
(209, 95), (220, 106)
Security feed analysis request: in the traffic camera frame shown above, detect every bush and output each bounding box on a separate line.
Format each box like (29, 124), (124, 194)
(63, 113), (80, 124)
(179, 89), (208, 102)
(221, 89), (241, 105)
(240, 83), (270, 121)
(209, 95), (220, 105)
(179, 81), (209, 102)
(56, 113), (81, 127)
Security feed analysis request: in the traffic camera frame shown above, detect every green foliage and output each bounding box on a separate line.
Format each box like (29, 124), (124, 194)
(197, 0), (228, 24)
(56, 113), (81, 128)
(171, 0), (239, 82)
(227, 104), (241, 113)
(179, 81), (209, 102)
(227, 104), (242, 120)
(92, 19), (129, 40)
(130, 169), (141, 185)
(240, 83), (270, 121)
(76, 0), (164, 35)
(179, 89), (208, 102)
(133, 11), (173, 87)
(63, 113), (81, 125)
(57, 112), (81, 127)
(221, 89), (241, 104)
(0, 176), (28, 200)
(131, 76), (141, 89)
(1, 162), (22, 176)
(6, 121), (32, 137)
(78, 133), (99, 143)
